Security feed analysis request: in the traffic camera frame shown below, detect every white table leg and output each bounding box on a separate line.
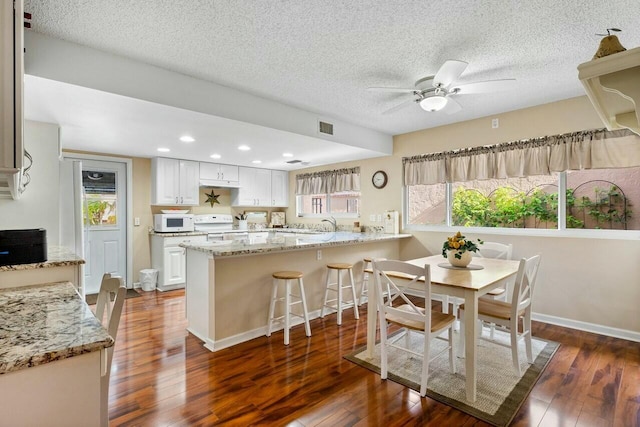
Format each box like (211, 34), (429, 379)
(365, 269), (378, 359)
(464, 289), (478, 402)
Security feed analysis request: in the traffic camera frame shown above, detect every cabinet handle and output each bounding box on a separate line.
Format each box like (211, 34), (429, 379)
(181, 197), (184, 203)
(176, 197), (179, 203)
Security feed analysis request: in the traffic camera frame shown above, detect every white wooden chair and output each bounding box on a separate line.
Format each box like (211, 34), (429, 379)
(476, 242), (513, 300)
(373, 259), (456, 397)
(95, 273), (126, 384)
(459, 254), (541, 376)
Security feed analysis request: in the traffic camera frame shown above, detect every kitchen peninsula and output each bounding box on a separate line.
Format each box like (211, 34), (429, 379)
(182, 231), (411, 351)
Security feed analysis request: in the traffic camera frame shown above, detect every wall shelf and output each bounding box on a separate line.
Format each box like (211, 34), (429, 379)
(578, 47), (640, 136)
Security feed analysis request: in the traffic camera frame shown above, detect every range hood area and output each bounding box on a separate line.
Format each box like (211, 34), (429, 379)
(578, 47), (640, 136)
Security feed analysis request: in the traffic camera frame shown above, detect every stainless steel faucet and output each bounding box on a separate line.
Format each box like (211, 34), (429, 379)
(322, 216), (337, 232)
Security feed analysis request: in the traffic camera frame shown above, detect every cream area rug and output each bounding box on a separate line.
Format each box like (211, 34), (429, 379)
(345, 328), (559, 427)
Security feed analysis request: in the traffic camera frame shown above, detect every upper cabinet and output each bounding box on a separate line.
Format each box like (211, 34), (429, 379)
(199, 162), (240, 188)
(232, 167), (289, 207)
(270, 169), (288, 207)
(578, 47), (640, 136)
(0, 0), (24, 199)
(151, 158), (200, 206)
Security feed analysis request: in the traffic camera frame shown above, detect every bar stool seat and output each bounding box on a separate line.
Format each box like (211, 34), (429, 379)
(321, 263), (359, 325)
(267, 270), (311, 345)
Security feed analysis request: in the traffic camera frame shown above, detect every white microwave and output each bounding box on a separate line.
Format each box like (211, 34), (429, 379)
(154, 214), (195, 232)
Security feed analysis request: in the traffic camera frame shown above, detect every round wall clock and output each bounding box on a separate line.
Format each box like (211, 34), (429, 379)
(372, 170), (388, 189)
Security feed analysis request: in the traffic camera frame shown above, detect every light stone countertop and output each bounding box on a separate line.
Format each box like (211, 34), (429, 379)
(181, 231), (412, 258)
(0, 246), (85, 272)
(0, 281), (113, 374)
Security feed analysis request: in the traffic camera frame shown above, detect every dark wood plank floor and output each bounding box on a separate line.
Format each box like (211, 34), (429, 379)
(106, 290), (640, 426)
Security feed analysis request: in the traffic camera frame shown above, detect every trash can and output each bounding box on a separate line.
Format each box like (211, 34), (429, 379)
(140, 269), (158, 291)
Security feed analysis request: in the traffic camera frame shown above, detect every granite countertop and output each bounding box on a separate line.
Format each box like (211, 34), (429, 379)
(148, 231), (209, 237)
(0, 281), (113, 374)
(181, 231), (412, 258)
(0, 246), (85, 272)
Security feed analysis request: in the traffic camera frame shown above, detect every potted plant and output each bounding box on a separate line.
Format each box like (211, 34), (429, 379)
(442, 231), (483, 267)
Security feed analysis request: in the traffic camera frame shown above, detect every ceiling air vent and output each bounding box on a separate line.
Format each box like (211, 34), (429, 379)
(318, 121), (334, 136)
(286, 159), (303, 164)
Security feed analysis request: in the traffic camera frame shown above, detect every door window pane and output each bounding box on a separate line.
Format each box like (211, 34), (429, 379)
(83, 170), (117, 226)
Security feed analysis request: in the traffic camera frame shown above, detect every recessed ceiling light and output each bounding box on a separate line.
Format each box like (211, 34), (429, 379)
(238, 145), (251, 151)
(179, 135), (195, 143)
(282, 152), (294, 158)
(252, 160), (262, 164)
(210, 154), (221, 159)
(157, 148), (170, 152)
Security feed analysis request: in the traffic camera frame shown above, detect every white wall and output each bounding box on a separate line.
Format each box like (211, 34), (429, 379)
(0, 120), (60, 244)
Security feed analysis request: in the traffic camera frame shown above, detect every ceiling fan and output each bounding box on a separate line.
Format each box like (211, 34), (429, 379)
(368, 60), (515, 115)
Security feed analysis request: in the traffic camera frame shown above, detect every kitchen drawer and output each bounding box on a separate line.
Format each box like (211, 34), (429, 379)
(159, 235), (207, 247)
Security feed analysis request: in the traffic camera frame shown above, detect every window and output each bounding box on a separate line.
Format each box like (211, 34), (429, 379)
(295, 167), (360, 218)
(297, 191), (360, 217)
(406, 167), (639, 232)
(82, 170), (118, 227)
(403, 128), (640, 235)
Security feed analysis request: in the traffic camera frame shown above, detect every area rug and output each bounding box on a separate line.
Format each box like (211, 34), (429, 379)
(85, 288), (141, 305)
(345, 328), (559, 427)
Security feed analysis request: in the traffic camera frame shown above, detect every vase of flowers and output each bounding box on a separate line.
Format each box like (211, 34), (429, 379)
(442, 231), (483, 267)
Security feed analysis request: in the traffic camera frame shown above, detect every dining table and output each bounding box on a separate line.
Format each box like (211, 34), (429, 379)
(365, 254), (520, 402)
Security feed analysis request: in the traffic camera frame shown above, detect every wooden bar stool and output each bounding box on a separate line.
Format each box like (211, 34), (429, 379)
(321, 263), (359, 325)
(358, 258), (373, 306)
(267, 271), (311, 345)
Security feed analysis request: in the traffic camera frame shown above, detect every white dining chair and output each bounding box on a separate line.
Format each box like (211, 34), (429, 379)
(95, 274), (126, 383)
(476, 242), (513, 300)
(459, 254), (541, 376)
(373, 259), (456, 397)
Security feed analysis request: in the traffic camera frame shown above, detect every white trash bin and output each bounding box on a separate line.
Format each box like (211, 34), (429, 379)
(140, 269), (158, 291)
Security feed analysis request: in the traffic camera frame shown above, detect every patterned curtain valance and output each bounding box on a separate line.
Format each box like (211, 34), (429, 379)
(295, 167), (361, 195)
(402, 128), (640, 186)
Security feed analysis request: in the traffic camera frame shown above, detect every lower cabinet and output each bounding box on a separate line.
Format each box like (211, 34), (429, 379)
(151, 234), (207, 291)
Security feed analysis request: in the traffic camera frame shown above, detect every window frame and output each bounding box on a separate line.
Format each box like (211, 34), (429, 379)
(296, 191), (361, 219)
(403, 172), (640, 241)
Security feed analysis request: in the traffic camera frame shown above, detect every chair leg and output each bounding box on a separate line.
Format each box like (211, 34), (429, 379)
(524, 311), (533, 363)
(420, 327), (430, 397)
(448, 326), (456, 374)
(348, 268), (359, 319)
(298, 278), (311, 337)
(359, 267), (369, 306)
(458, 308), (465, 357)
(379, 311), (388, 380)
(284, 279), (291, 345)
(321, 269), (331, 318)
(266, 278), (278, 337)
(337, 270), (343, 325)
(510, 318), (521, 375)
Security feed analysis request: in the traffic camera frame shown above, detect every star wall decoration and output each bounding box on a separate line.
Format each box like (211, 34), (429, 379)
(205, 190), (221, 207)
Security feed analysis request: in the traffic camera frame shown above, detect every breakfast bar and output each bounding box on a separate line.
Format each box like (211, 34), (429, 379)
(182, 231), (411, 351)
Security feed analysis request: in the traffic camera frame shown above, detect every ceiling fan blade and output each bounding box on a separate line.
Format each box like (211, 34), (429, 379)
(433, 60), (468, 88)
(381, 98), (417, 115)
(452, 79), (516, 94)
(444, 97), (463, 114)
(367, 87), (417, 93)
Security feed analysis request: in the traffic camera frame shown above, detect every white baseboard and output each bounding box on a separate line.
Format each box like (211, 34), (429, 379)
(200, 309), (324, 352)
(532, 312), (640, 343)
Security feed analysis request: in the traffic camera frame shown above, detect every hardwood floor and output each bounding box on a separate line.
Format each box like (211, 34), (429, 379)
(106, 290), (640, 426)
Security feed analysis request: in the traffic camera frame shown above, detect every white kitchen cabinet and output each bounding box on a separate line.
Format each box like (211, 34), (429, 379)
(0, 0), (24, 199)
(270, 169), (289, 207)
(199, 162), (239, 187)
(151, 157), (200, 205)
(151, 234), (207, 291)
(232, 166), (272, 206)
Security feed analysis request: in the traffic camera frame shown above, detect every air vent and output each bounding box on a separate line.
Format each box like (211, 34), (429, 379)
(318, 121), (334, 135)
(286, 159), (303, 164)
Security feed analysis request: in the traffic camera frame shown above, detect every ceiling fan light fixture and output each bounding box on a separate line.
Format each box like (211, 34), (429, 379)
(419, 95), (448, 112)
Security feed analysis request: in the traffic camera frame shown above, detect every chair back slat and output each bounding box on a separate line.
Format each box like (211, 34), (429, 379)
(373, 259), (430, 330)
(475, 242), (513, 260)
(94, 273), (126, 382)
(510, 255), (541, 318)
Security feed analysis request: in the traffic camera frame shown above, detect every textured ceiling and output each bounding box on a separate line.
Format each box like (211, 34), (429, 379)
(22, 0), (640, 152)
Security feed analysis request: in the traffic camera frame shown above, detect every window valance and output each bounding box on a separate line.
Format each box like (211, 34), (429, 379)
(295, 167), (360, 195)
(403, 128), (640, 186)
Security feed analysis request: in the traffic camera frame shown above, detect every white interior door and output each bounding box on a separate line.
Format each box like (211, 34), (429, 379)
(81, 159), (127, 294)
